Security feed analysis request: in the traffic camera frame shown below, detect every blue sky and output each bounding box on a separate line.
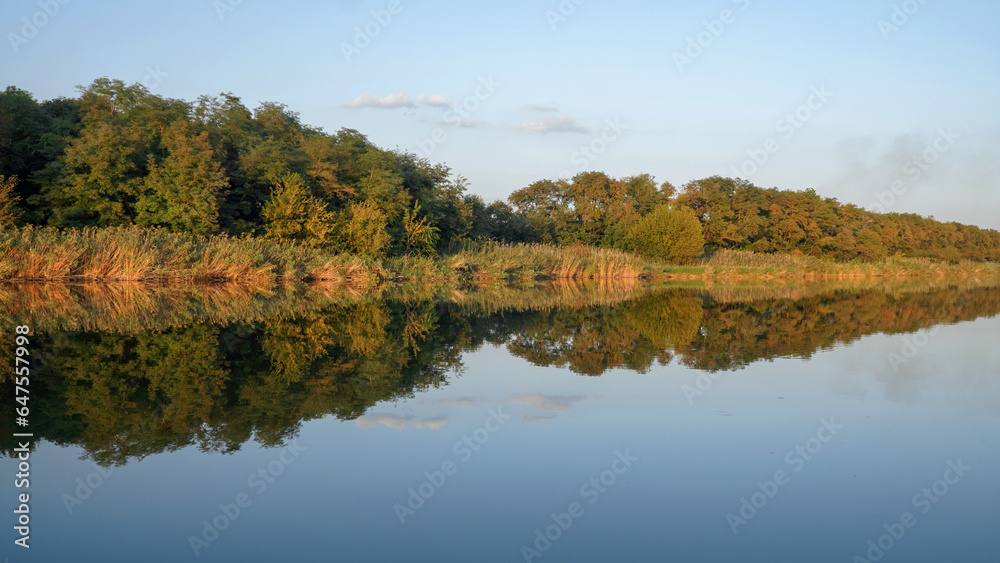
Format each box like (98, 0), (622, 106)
(3, 0), (998, 228)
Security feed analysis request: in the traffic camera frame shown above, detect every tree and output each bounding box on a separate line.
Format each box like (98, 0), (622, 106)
(621, 205), (704, 263)
(0, 175), (22, 228)
(564, 171), (615, 245)
(508, 178), (571, 243)
(467, 196), (533, 243)
(675, 176), (740, 250)
(338, 200), (391, 257)
(0, 87), (80, 222)
(602, 173), (663, 248)
(40, 79), (184, 227)
(261, 173), (336, 245)
(136, 121), (228, 235)
(401, 202), (439, 256)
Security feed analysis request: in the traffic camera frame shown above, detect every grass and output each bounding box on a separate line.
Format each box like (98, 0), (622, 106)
(445, 241), (643, 280)
(647, 249), (1000, 280)
(0, 226), (644, 282)
(2, 225), (999, 283)
(0, 225), (384, 282)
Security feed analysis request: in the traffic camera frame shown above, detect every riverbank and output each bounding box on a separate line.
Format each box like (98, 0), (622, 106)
(3, 225), (999, 282)
(649, 249), (1000, 280)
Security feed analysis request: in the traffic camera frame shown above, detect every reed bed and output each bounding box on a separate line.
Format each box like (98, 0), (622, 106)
(650, 249), (1000, 280)
(447, 242), (644, 280)
(3, 226), (998, 284)
(683, 276), (1000, 304)
(0, 228), (647, 282)
(0, 225), (383, 282)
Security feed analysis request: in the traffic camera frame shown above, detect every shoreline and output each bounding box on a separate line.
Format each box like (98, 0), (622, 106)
(3, 225), (999, 283)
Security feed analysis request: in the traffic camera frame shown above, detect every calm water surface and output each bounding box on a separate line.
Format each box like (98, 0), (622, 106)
(3, 282), (998, 562)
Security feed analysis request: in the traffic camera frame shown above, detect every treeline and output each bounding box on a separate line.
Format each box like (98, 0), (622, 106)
(2, 79), (998, 263)
(507, 175), (1000, 263)
(0, 79), (476, 256)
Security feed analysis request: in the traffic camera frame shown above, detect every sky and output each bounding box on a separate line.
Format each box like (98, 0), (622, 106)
(2, 0), (998, 229)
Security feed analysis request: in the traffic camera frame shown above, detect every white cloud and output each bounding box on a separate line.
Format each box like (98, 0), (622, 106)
(411, 417), (449, 430)
(416, 94), (453, 107)
(378, 92), (414, 108)
(513, 115), (589, 134)
(440, 117), (481, 128)
(340, 92), (380, 108)
(341, 92), (453, 109)
(522, 416), (556, 426)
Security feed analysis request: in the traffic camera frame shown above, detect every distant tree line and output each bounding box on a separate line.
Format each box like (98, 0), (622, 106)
(1, 79), (997, 263)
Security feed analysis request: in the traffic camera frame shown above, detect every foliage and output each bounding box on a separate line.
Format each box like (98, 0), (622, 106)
(135, 121), (227, 235)
(0, 224), (385, 281)
(401, 203), (439, 256)
(338, 200), (391, 257)
(2, 79), (998, 264)
(621, 204), (704, 263)
(673, 176), (1000, 263)
(0, 175), (22, 228)
(262, 173), (337, 246)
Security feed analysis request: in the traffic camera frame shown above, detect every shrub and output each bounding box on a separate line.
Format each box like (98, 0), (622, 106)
(621, 205), (704, 263)
(339, 201), (392, 257)
(261, 173), (336, 246)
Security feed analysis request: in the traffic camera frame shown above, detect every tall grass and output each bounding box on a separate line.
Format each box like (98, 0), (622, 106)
(0, 225), (384, 282)
(447, 241), (644, 280)
(3, 226), (998, 283)
(0, 227), (646, 282)
(649, 249), (1000, 280)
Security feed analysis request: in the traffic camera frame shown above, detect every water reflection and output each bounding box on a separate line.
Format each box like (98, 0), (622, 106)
(2, 279), (998, 467)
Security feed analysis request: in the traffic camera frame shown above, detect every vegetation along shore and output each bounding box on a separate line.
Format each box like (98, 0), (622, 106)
(1, 79), (998, 282)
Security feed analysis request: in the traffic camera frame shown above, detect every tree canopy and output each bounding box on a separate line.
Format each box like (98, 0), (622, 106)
(1, 79), (997, 264)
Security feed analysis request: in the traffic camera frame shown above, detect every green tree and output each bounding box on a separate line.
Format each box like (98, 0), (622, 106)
(402, 202), (439, 256)
(136, 121), (228, 235)
(508, 178), (572, 243)
(0, 87), (80, 223)
(40, 79), (185, 227)
(261, 173), (336, 245)
(621, 205), (704, 263)
(0, 175), (22, 228)
(338, 200), (392, 257)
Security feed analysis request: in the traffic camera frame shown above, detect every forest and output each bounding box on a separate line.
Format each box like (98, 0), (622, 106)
(2, 78), (999, 265)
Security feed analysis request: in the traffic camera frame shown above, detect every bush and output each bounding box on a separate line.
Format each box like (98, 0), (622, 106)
(339, 201), (392, 257)
(621, 205), (704, 263)
(261, 173), (336, 246)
